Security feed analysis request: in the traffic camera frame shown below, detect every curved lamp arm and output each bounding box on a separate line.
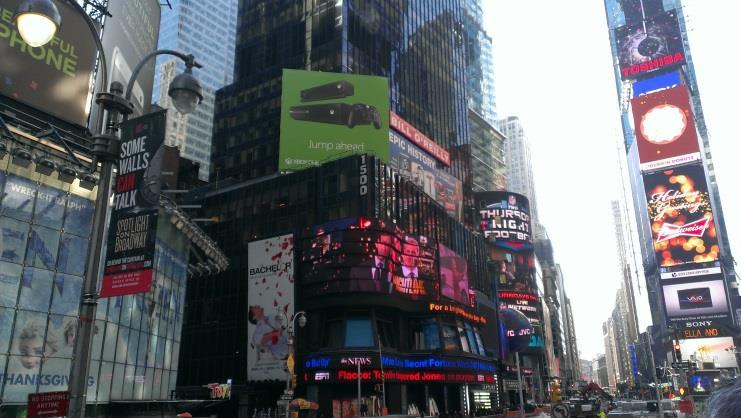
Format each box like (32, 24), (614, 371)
(55, 0), (108, 135)
(124, 49), (203, 120)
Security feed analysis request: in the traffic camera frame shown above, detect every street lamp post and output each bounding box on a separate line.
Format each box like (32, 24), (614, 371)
(13, 2), (204, 417)
(284, 311), (307, 418)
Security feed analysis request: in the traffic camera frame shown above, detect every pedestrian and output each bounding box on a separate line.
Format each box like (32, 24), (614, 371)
(707, 379), (741, 418)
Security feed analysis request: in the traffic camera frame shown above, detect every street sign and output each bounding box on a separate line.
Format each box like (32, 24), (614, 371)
(673, 361), (691, 369)
(28, 391), (69, 418)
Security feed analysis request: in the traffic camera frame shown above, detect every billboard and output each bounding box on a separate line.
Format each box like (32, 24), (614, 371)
(620, 0), (665, 24)
(476, 191), (532, 251)
(279, 69), (390, 171)
(662, 278), (729, 321)
(389, 112), (450, 166)
(680, 337), (737, 369)
(0, 0), (97, 126)
(631, 85), (700, 170)
(247, 234), (294, 382)
(438, 244), (470, 305)
(643, 165), (718, 267)
(92, 0), (161, 119)
(488, 247), (537, 294)
(615, 10), (685, 80)
(101, 110), (166, 297)
(632, 71), (681, 97)
(689, 370), (721, 395)
(300, 217), (439, 300)
(389, 131), (462, 221)
(498, 291), (541, 324)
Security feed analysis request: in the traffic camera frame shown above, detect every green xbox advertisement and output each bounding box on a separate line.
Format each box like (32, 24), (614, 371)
(279, 69), (390, 171)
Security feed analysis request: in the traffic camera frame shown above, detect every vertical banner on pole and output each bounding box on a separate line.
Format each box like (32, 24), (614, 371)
(100, 110), (166, 297)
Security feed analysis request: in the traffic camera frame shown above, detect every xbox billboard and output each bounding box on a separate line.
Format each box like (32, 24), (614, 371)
(279, 69), (390, 171)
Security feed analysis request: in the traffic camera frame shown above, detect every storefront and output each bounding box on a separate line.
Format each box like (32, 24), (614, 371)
(301, 353), (497, 417)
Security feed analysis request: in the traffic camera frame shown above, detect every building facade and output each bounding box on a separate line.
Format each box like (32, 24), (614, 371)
(462, 0), (497, 124)
(153, 0), (238, 180)
(495, 116), (540, 228)
(468, 109), (506, 192)
(602, 0), (738, 375)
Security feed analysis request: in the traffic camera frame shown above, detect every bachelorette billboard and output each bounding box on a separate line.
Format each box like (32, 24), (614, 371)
(643, 165), (718, 267)
(247, 234), (294, 382)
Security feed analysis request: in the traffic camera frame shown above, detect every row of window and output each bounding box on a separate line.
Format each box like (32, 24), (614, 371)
(312, 313), (488, 356)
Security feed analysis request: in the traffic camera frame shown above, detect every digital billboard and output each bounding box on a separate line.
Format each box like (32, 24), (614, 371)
(620, 0), (665, 24)
(438, 244), (470, 305)
(615, 10), (685, 80)
(644, 165), (718, 267)
(488, 247), (537, 295)
(389, 112), (450, 166)
(101, 110), (166, 297)
(0, 0), (98, 126)
(662, 278), (729, 321)
(90, 0), (161, 120)
(631, 85), (700, 170)
(689, 370), (721, 395)
(247, 234), (294, 382)
(389, 131), (463, 221)
(632, 71), (681, 97)
(300, 217), (439, 300)
(279, 69), (390, 171)
(498, 291), (540, 324)
(680, 337), (737, 369)
(476, 191), (532, 251)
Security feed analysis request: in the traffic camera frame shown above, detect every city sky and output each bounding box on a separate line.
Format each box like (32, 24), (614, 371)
(486, 0), (740, 360)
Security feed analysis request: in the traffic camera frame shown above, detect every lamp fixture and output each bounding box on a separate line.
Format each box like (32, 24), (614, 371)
(13, 0), (61, 48)
(79, 173), (98, 190)
(168, 64), (203, 114)
(11, 147), (32, 168)
(34, 155), (55, 175)
(58, 165), (78, 183)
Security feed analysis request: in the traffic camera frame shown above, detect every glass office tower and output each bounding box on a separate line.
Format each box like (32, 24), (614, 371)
(603, 0), (738, 371)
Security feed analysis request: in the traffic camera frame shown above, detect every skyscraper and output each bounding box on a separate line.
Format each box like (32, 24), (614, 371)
(462, 0), (497, 124)
(496, 116), (540, 227)
(152, 0), (238, 180)
(603, 0), (738, 370)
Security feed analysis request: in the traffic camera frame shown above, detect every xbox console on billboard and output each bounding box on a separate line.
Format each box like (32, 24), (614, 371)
(279, 69), (390, 171)
(643, 164), (718, 267)
(0, 0), (97, 126)
(631, 85), (701, 171)
(614, 10), (685, 80)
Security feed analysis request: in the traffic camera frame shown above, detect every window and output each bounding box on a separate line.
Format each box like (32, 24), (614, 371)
(410, 317), (440, 351)
(441, 323), (459, 352)
(322, 319), (343, 349)
(345, 318), (373, 348)
(377, 319), (396, 349)
(456, 320), (470, 353)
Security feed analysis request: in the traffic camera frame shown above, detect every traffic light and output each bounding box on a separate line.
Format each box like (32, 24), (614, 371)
(656, 367), (665, 380)
(678, 386), (687, 397)
(673, 340), (682, 362)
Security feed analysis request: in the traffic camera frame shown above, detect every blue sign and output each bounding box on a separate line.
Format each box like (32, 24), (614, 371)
(632, 71), (681, 97)
(629, 343), (639, 380)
